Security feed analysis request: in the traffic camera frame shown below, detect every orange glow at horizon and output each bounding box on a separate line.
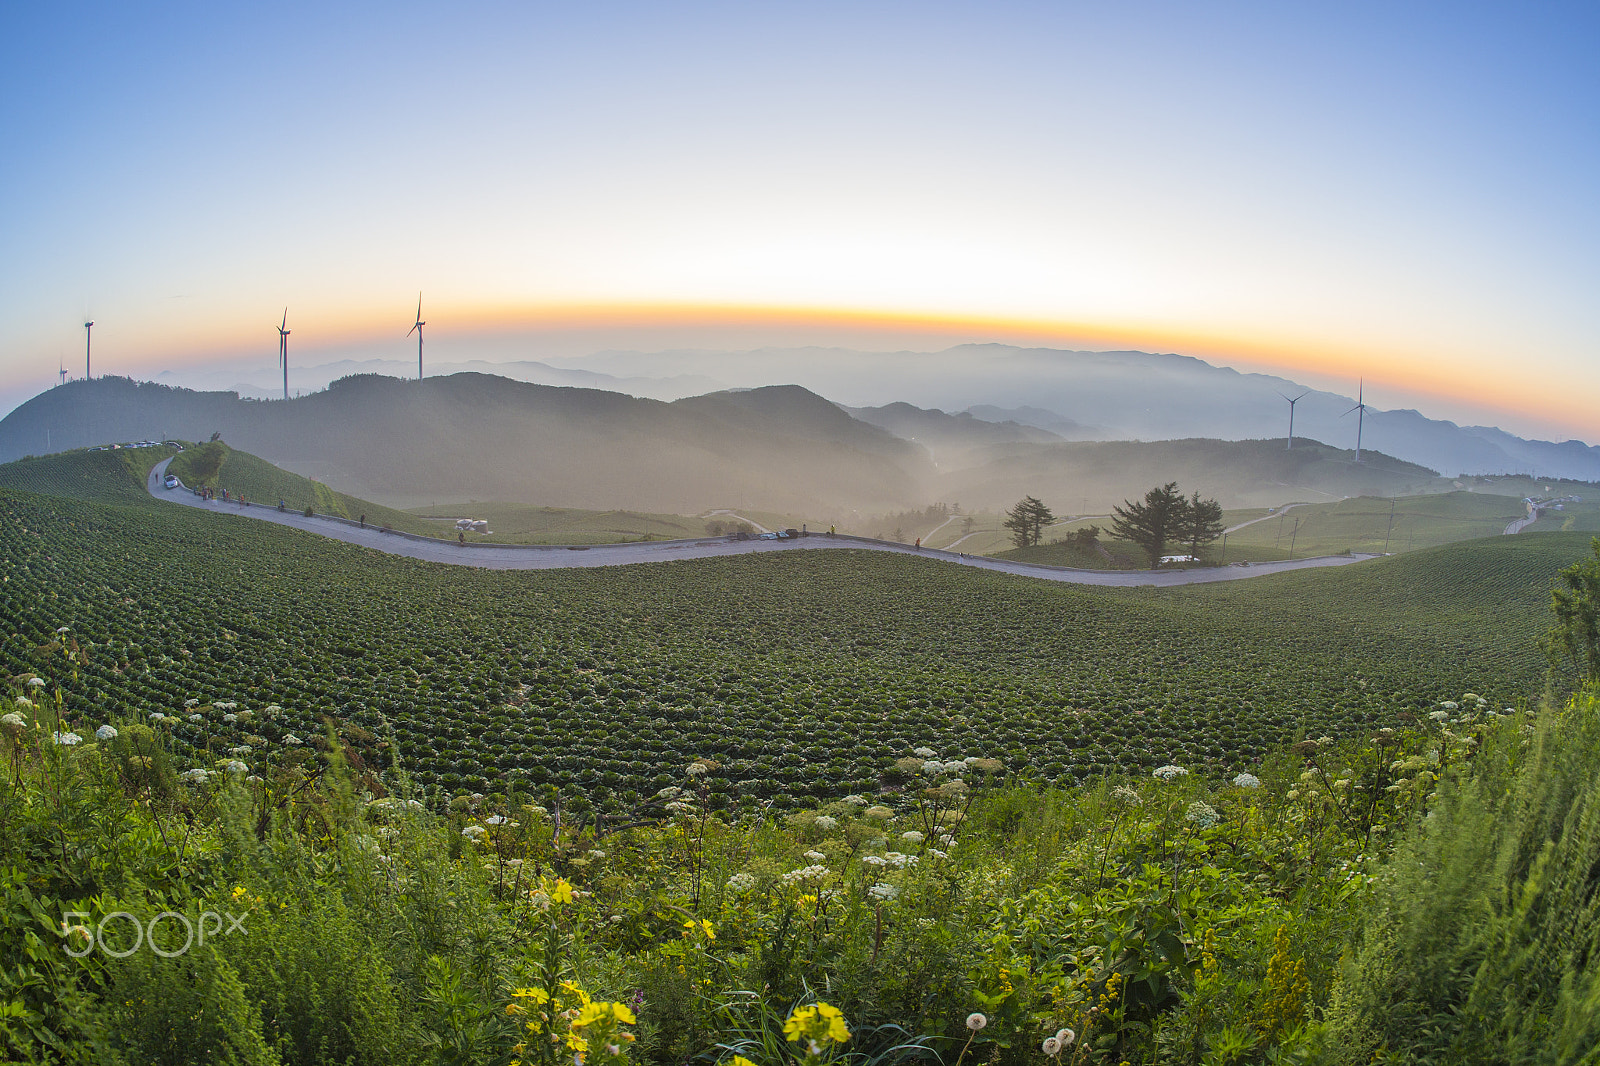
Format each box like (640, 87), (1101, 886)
(127, 300), (1591, 440)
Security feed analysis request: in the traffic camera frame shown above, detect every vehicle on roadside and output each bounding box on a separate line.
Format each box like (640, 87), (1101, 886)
(163, 474), (179, 489)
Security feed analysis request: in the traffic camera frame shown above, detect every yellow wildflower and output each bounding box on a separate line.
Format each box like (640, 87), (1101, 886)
(784, 1002), (850, 1046)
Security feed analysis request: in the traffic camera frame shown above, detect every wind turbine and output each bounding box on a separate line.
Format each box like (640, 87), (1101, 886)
(84, 320), (94, 380)
(277, 309), (291, 400)
(1278, 390), (1308, 450)
(407, 293), (425, 380)
(58, 358), (68, 386)
(1343, 380), (1369, 463)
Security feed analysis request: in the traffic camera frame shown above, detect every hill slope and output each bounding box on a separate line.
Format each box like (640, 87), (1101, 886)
(0, 459), (1585, 797)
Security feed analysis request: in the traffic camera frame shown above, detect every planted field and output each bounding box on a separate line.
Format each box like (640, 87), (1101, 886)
(0, 449), (1582, 810)
(1220, 491), (1525, 557)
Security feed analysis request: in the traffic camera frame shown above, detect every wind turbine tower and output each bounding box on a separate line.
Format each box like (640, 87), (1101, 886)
(1278, 391), (1308, 450)
(1343, 380), (1370, 463)
(407, 294), (425, 380)
(58, 359), (67, 386)
(277, 309), (291, 400)
(84, 320), (94, 380)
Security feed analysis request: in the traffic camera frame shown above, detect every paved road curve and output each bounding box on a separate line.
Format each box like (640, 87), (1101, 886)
(147, 459), (1379, 586)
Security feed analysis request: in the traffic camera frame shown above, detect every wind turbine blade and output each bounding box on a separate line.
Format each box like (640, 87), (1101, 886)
(1293, 391), (1309, 402)
(407, 324), (418, 337)
(1342, 405), (1362, 417)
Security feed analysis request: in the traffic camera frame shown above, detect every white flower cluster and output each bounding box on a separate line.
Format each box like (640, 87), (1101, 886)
(53, 731), (82, 746)
(219, 760), (249, 773)
(912, 746), (937, 758)
(1185, 801), (1219, 828)
(862, 855), (887, 868)
(1152, 765), (1189, 782)
(184, 699), (200, 708)
(781, 865), (829, 885)
(26, 677), (45, 688)
(0, 712), (27, 734)
(885, 852), (917, 869)
(95, 725), (119, 741)
(14, 696), (33, 708)
(841, 794), (869, 806)
(1111, 785), (1143, 806)
(1231, 772), (1262, 789)
(900, 831), (924, 844)
(868, 883), (899, 901)
(461, 825), (487, 840)
(180, 769), (211, 783)
(726, 872), (757, 893)
(804, 850), (827, 861)
(812, 815), (839, 831)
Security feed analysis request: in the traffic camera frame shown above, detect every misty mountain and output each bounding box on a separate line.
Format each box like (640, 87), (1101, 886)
(550, 344), (1600, 480)
(0, 375), (927, 516)
(841, 402), (1063, 464)
(936, 438), (1442, 514)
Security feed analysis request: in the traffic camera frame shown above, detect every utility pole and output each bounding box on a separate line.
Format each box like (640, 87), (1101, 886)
(1383, 497), (1396, 553)
(84, 320), (94, 379)
(1289, 516), (1300, 558)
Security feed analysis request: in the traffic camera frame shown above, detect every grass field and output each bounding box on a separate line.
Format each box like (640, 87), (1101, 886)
(404, 502), (814, 544)
(0, 448), (1585, 807)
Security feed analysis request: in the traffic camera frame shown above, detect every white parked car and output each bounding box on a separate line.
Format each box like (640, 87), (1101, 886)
(163, 474), (179, 489)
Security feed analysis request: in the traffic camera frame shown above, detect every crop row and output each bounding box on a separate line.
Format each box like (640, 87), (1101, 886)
(0, 451), (1577, 808)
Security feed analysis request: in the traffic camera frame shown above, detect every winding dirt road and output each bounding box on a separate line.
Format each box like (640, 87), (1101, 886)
(147, 459), (1378, 586)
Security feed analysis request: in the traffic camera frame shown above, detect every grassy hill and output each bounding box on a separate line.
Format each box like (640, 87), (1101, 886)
(166, 441), (437, 534)
(0, 450), (1585, 801)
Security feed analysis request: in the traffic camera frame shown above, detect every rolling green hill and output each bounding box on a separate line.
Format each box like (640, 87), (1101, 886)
(0, 449), (1584, 801)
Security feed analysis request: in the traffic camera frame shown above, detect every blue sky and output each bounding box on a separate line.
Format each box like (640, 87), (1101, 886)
(3, 2), (1597, 439)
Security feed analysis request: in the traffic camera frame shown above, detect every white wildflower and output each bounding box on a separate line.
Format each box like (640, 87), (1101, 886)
(220, 760), (248, 773)
(55, 626), (70, 634)
(52, 731), (82, 746)
(686, 761), (708, 776)
(812, 815), (839, 831)
(868, 882), (900, 902)
(726, 872), (757, 893)
(26, 677), (46, 688)
(900, 831), (924, 844)
(184, 698), (199, 708)
(886, 852), (917, 869)
(804, 850), (827, 862)
(14, 696), (33, 708)
(95, 725), (118, 741)
(179, 768), (210, 783)
(1185, 802), (1219, 828)
(461, 825), (487, 840)
(1232, 772), (1262, 789)
(862, 855), (888, 867)
(921, 760), (944, 775)
(842, 794), (869, 806)
(781, 865), (829, 885)
(912, 746), (937, 758)
(1152, 765), (1188, 782)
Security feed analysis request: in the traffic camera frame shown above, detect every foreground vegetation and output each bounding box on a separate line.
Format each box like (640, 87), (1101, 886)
(4, 670), (1598, 1064)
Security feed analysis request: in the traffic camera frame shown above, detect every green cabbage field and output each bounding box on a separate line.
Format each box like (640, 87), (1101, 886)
(0, 449), (1581, 809)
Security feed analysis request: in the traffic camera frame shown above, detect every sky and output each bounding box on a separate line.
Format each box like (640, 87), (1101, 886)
(3, 2), (1598, 441)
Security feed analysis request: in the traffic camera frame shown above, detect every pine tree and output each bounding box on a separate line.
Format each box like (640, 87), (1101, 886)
(1004, 496), (1053, 548)
(1110, 482), (1188, 568)
(1180, 491), (1225, 560)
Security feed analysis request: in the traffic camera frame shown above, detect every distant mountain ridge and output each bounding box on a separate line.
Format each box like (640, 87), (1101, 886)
(549, 344), (1600, 481)
(0, 372), (1495, 517)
